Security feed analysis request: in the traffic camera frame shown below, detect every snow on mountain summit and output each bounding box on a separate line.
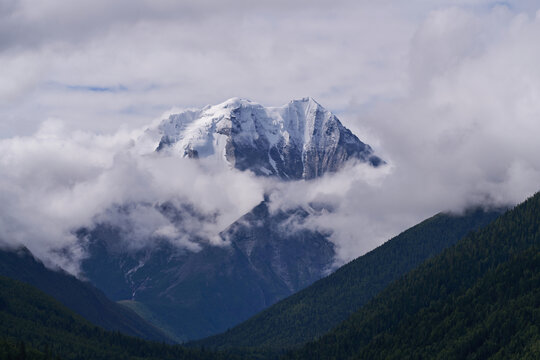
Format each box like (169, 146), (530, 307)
(151, 97), (384, 180)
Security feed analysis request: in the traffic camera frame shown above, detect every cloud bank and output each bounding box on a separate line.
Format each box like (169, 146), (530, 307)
(0, 121), (264, 272)
(1, 1), (540, 271)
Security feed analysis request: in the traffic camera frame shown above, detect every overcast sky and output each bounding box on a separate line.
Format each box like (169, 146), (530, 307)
(2, 0), (540, 272)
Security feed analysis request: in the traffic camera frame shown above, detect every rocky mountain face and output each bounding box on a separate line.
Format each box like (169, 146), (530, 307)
(79, 97), (382, 341)
(153, 97), (383, 180)
(80, 200), (335, 341)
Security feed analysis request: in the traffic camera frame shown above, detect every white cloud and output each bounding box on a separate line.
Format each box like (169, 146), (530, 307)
(264, 3), (540, 264)
(1, 1), (540, 271)
(0, 1), (417, 136)
(0, 121), (264, 272)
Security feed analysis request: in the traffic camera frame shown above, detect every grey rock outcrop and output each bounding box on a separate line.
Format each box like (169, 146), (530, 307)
(154, 97), (383, 180)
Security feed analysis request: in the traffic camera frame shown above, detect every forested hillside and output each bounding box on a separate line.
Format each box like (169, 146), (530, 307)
(0, 275), (271, 360)
(0, 247), (169, 342)
(287, 192), (540, 359)
(195, 208), (502, 349)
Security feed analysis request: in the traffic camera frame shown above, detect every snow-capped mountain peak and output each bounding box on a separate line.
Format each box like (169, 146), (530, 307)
(152, 98), (383, 180)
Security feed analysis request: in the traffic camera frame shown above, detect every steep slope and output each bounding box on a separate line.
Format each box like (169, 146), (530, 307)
(193, 208), (503, 350)
(0, 247), (170, 342)
(287, 192), (540, 359)
(81, 200), (335, 341)
(0, 275), (261, 360)
(78, 97), (382, 341)
(151, 97), (383, 180)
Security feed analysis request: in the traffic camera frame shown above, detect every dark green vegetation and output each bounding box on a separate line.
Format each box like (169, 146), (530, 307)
(0, 247), (169, 342)
(0, 275), (274, 360)
(287, 192), (540, 359)
(118, 300), (181, 342)
(0, 337), (57, 360)
(195, 208), (502, 350)
(81, 200), (334, 341)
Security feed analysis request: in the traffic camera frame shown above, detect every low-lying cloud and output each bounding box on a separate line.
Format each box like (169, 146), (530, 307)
(2, 2), (540, 273)
(0, 121), (265, 273)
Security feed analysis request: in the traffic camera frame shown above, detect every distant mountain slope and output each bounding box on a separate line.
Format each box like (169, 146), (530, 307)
(0, 247), (170, 342)
(81, 200), (334, 341)
(78, 97), (382, 341)
(287, 192), (540, 359)
(149, 97), (383, 180)
(193, 207), (503, 350)
(0, 275), (258, 360)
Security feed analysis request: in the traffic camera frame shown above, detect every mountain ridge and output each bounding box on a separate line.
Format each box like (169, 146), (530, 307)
(81, 199), (335, 341)
(77, 97), (384, 340)
(286, 192), (540, 359)
(192, 207), (503, 350)
(0, 246), (171, 342)
(151, 97), (383, 180)
(0, 274), (260, 360)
